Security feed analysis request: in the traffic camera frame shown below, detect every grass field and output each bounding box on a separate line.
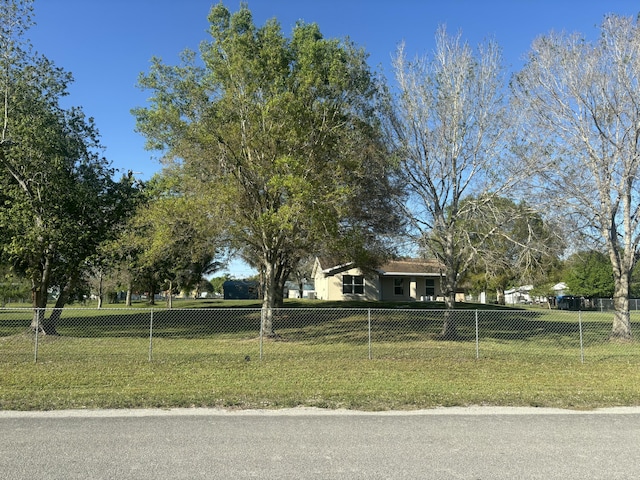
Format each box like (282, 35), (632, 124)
(1, 301), (640, 411)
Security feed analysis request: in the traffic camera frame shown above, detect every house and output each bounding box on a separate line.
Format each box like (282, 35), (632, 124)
(312, 257), (456, 302)
(552, 282), (567, 296)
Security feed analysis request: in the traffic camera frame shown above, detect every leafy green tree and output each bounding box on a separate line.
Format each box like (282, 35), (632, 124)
(209, 275), (230, 296)
(111, 172), (224, 306)
(134, 4), (399, 334)
(0, 266), (30, 305)
(564, 250), (614, 299)
(95, 208), (146, 307)
(192, 278), (215, 298)
(0, 0), (138, 332)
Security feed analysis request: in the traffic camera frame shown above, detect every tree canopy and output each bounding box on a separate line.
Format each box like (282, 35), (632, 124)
(0, 0), (139, 331)
(120, 171), (224, 305)
(513, 14), (640, 339)
(134, 3), (401, 334)
(388, 26), (511, 337)
(564, 250), (614, 299)
(460, 196), (564, 303)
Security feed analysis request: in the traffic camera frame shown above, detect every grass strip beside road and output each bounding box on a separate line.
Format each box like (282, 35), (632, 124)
(2, 302), (640, 411)
(2, 335), (639, 411)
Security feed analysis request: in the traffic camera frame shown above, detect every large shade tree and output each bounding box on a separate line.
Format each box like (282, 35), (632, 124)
(388, 27), (511, 338)
(0, 0), (139, 332)
(512, 14), (640, 339)
(134, 4), (400, 335)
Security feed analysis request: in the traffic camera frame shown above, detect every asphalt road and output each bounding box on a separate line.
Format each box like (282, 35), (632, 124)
(1, 407), (640, 479)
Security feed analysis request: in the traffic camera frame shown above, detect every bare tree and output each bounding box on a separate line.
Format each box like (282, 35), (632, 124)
(459, 196), (565, 304)
(512, 14), (640, 340)
(388, 26), (511, 338)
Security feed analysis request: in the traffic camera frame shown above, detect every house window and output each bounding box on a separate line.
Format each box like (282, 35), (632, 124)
(425, 279), (435, 298)
(394, 278), (404, 296)
(343, 275), (364, 295)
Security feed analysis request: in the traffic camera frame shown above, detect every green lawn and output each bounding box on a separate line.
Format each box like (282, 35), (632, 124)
(1, 302), (639, 411)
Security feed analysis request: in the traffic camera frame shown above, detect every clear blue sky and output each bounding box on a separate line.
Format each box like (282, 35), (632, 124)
(28, 0), (640, 277)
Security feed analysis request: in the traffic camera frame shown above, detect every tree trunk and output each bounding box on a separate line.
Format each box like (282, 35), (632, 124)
(126, 284), (132, 306)
(166, 280), (173, 309)
(31, 308), (45, 332)
(611, 276), (632, 340)
(44, 273), (78, 336)
(496, 287), (505, 305)
(608, 249), (633, 340)
(30, 255), (53, 333)
(440, 270), (458, 339)
(261, 262), (277, 337)
(274, 259), (289, 308)
(148, 284), (156, 305)
(97, 273), (103, 309)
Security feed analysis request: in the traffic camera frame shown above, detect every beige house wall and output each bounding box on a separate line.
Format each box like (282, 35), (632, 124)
(379, 276), (441, 302)
(319, 266), (381, 301)
(314, 263), (444, 302)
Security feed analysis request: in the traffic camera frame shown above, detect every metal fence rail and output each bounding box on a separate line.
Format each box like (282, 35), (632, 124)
(1, 307), (638, 364)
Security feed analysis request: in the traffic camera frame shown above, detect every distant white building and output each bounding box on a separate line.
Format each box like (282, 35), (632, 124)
(504, 285), (534, 305)
(503, 282), (567, 306)
(552, 282), (567, 296)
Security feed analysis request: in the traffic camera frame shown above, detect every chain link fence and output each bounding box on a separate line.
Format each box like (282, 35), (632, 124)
(594, 298), (640, 311)
(1, 307), (638, 364)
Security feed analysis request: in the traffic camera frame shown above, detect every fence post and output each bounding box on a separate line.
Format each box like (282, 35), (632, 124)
(148, 308), (154, 362)
(368, 308), (372, 360)
(33, 308), (40, 364)
(578, 310), (584, 364)
(475, 310), (479, 360)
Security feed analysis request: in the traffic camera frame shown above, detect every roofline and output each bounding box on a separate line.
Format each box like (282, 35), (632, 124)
(378, 271), (441, 277)
(322, 262), (355, 275)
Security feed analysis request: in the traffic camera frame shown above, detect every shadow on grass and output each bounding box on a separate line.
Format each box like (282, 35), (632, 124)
(4, 309), (263, 339)
(270, 308), (587, 344)
(1, 307), (635, 348)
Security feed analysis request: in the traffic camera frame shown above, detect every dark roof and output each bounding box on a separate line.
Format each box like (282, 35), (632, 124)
(316, 257), (442, 276)
(314, 257), (354, 275)
(378, 259), (442, 275)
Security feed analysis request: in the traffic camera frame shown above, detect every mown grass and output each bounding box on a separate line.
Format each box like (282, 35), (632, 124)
(1, 303), (640, 411)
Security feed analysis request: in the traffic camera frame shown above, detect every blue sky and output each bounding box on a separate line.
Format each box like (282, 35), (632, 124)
(28, 0), (640, 277)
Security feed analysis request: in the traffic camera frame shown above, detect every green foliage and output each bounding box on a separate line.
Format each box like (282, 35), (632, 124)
(109, 171), (224, 302)
(0, 268), (30, 304)
(0, 0), (139, 318)
(209, 274), (231, 295)
(134, 4), (400, 315)
(564, 250), (614, 298)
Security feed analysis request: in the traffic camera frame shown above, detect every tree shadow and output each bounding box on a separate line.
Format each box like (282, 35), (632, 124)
(1, 307), (630, 348)
(34, 309), (262, 339)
